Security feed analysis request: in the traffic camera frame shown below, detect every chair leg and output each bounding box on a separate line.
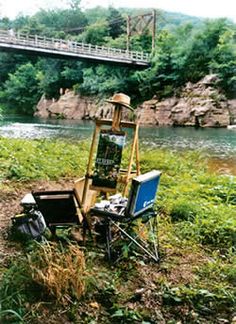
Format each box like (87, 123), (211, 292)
(110, 217), (159, 262)
(82, 212), (94, 243)
(49, 226), (57, 237)
(105, 219), (112, 261)
(147, 216), (159, 262)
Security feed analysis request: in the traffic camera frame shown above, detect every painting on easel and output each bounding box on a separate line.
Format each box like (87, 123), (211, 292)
(92, 130), (126, 189)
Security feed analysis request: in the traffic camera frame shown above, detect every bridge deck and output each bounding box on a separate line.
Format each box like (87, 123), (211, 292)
(0, 30), (150, 67)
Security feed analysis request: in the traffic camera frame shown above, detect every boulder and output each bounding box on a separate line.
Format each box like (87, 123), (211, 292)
(136, 98), (176, 125)
(35, 95), (54, 118)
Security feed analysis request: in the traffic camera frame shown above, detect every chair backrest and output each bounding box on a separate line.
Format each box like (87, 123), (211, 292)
(32, 190), (80, 226)
(126, 170), (161, 217)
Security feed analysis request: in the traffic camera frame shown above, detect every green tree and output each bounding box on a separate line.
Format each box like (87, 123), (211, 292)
(85, 6), (109, 24)
(80, 65), (133, 96)
(0, 63), (42, 115)
(12, 15), (31, 31)
(17, 17), (46, 35)
(0, 17), (11, 29)
(133, 30), (178, 99)
(210, 26), (236, 97)
(0, 53), (31, 83)
(131, 19), (236, 101)
(34, 7), (87, 34)
(37, 59), (65, 99)
(37, 59), (84, 99)
(131, 32), (152, 52)
(181, 19), (231, 82)
(80, 21), (108, 45)
(107, 7), (125, 39)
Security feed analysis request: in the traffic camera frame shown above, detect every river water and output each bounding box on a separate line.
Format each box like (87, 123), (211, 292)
(1, 115), (236, 173)
(1, 115), (236, 155)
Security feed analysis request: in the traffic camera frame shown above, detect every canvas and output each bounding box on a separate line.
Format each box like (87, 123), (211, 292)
(92, 130), (126, 189)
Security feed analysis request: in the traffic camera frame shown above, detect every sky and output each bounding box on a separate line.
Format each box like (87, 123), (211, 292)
(0, 0), (236, 22)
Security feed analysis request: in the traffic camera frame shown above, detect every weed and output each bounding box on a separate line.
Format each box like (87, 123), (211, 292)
(28, 242), (86, 305)
(0, 255), (41, 322)
(169, 198), (200, 222)
(0, 242), (87, 322)
(111, 305), (143, 323)
(0, 309), (24, 323)
(161, 282), (235, 318)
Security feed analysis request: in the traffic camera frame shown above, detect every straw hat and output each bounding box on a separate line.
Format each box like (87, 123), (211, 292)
(106, 93), (134, 111)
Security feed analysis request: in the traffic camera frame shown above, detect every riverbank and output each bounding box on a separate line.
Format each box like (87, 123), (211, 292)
(0, 138), (235, 323)
(35, 75), (236, 128)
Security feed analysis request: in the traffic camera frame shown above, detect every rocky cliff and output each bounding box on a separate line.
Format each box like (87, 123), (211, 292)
(35, 92), (114, 120)
(137, 75), (232, 127)
(35, 75), (236, 127)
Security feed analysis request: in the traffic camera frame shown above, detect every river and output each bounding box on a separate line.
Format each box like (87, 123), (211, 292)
(1, 115), (236, 174)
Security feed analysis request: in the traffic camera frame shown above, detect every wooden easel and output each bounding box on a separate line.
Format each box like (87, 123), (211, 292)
(81, 103), (140, 211)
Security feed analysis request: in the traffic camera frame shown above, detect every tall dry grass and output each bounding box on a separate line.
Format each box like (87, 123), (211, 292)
(28, 242), (86, 305)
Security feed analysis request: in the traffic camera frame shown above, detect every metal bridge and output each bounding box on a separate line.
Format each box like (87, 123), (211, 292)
(0, 29), (150, 67)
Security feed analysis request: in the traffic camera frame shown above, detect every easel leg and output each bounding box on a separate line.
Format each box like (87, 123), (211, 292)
(82, 124), (100, 206)
(124, 123), (140, 196)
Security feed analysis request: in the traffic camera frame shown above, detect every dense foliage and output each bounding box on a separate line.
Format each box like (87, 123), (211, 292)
(0, 4), (235, 114)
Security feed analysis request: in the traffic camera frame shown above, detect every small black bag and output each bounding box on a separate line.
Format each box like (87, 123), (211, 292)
(12, 209), (46, 239)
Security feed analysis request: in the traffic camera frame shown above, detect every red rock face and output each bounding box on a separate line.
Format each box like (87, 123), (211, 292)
(35, 75), (234, 127)
(35, 91), (131, 121)
(228, 100), (236, 125)
(136, 75), (231, 127)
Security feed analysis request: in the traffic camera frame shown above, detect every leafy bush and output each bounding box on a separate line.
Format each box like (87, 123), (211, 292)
(170, 198), (201, 222)
(0, 63), (42, 115)
(162, 283), (235, 315)
(194, 204), (236, 248)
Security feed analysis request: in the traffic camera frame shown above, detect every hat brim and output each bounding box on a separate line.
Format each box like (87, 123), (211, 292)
(106, 99), (134, 111)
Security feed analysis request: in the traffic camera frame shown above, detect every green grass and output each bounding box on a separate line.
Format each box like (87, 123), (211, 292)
(0, 138), (90, 181)
(0, 138), (235, 322)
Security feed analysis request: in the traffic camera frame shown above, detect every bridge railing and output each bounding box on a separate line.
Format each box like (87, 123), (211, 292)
(0, 29), (150, 63)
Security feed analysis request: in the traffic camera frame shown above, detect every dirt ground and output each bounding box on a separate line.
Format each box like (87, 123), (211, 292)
(0, 179), (75, 265)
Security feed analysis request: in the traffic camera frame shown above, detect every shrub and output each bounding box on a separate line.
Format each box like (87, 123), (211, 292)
(170, 198), (201, 222)
(195, 204), (236, 248)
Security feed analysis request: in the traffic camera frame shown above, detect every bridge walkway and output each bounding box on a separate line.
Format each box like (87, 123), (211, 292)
(0, 29), (150, 67)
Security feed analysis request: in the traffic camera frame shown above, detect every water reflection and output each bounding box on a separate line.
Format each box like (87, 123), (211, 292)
(139, 126), (236, 158)
(0, 116), (93, 140)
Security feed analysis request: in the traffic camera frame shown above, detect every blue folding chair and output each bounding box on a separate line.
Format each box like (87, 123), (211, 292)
(90, 170), (161, 262)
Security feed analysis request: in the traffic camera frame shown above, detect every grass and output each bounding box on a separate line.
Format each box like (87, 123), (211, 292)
(0, 137), (235, 323)
(0, 138), (89, 181)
